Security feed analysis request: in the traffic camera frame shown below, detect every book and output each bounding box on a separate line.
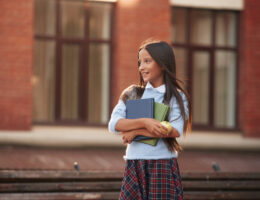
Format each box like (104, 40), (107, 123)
(126, 98), (154, 143)
(126, 98), (154, 119)
(154, 102), (170, 121)
(126, 98), (170, 146)
(139, 102), (170, 146)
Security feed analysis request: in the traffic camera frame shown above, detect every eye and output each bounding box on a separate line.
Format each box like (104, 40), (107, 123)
(145, 59), (151, 63)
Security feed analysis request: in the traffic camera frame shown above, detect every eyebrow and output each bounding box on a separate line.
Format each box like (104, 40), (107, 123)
(139, 56), (152, 60)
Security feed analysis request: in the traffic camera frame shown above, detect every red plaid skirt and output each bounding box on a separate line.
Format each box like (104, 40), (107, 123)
(119, 158), (183, 200)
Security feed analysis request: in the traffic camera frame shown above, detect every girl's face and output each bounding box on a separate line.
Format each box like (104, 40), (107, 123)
(138, 48), (164, 88)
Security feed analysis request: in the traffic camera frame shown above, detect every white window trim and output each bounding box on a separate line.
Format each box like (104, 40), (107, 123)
(170, 0), (244, 10)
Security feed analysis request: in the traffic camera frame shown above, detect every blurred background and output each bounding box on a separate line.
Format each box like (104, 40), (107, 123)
(0, 0), (260, 173)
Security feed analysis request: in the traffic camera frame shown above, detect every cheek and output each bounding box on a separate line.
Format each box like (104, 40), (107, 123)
(154, 66), (164, 76)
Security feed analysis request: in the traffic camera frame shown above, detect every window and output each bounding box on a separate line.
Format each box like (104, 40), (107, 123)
(33, 0), (114, 125)
(171, 7), (238, 130)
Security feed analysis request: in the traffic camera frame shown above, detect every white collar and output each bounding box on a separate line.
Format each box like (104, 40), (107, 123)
(145, 82), (166, 93)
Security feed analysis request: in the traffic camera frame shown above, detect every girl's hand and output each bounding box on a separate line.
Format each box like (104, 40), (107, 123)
(122, 131), (137, 144)
(143, 118), (168, 137)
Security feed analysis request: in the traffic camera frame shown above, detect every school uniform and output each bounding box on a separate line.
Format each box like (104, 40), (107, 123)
(108, 82), (187, 200)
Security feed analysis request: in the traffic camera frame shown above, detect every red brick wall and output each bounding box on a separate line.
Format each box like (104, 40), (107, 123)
(239, 0), (260, 137)
(0, 0), (33, 130)
(111, 0), (171, 108)
(1, 0), (259, 137)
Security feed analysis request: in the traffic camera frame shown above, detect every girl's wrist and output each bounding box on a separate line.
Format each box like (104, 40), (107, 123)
(136, 118), (144, 129)
(140, 118), (148, 129)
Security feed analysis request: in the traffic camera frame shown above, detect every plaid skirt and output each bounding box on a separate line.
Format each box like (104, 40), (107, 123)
(119, 158), (183, 200)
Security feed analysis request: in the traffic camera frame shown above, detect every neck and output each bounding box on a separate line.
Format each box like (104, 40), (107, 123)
(149, 81), (164, 88)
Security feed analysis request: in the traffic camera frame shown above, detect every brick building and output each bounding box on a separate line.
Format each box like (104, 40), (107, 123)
(0, 0), (259, 137)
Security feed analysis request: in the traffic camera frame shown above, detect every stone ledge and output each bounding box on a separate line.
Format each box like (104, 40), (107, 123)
(0, 126), (259, 151)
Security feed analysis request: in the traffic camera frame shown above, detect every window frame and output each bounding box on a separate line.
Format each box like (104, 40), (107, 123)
(171, 7), (240, 132)
(34, 0), (115, 126)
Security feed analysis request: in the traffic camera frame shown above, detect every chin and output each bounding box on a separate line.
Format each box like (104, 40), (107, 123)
(143, 77), (150, 82)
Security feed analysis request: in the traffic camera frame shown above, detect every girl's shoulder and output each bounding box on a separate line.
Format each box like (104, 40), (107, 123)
(119, 84), (145, 103)
(170, 90), (188, 104)
(178, 89), (187, 99)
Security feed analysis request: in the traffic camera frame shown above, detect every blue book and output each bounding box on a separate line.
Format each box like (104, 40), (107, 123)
(126, 98), (155, 141)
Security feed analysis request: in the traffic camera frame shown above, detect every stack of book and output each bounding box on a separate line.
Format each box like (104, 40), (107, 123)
(126, 98), (169, 146)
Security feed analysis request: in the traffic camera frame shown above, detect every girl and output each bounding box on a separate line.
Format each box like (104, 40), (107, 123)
(108, 39), (192, 200)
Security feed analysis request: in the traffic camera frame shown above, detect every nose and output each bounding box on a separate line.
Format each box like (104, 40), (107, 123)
(139, 62), (144, 71)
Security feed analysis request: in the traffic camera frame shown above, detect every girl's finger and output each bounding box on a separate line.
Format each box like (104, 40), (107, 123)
(156, 127), (167, 137)
(153, 128), (162, 137)
(122, 136), (127, 143)
(162, 126), (168, 135)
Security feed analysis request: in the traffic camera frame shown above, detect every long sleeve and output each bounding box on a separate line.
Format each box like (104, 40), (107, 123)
(108, 99), (126, 134)
(168, 93), (188, 136)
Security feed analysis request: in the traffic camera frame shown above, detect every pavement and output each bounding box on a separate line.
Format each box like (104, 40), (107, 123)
(0, 126), (260, 172)
(0, 145), (260, 173)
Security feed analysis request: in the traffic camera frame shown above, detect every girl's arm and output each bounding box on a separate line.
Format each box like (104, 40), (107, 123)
(167, 93), (188, 137)
(122, 127), (180, 144)
(115, 118), (145, 132)
(116, 118), (168, 136)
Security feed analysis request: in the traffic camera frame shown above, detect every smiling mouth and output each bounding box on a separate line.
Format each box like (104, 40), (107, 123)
(142, 72), (149, 76)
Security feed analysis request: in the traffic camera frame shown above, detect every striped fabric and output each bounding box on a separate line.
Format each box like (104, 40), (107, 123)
(119, 158), (183, 200)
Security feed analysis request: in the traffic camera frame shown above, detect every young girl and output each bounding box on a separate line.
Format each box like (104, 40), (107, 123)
(108, 39), (192, 200)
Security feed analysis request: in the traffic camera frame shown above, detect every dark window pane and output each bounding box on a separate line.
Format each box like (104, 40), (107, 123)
(171, 8), (238, 129)
(33, 40), (56, 121)
(191, 10), (212, 46)
(88, 3), (112, 40)
(87, 44), (110, 123)
(171, 8), (187, 43)
(61, 44), (80, 120)
(214, 51), (236, 128)
(174, 47), (188, 88)
(192, 51), (210, 124)
(61, 1), (85, 38)
(35, 0), (56, 36)
(216, 12), (237, 47)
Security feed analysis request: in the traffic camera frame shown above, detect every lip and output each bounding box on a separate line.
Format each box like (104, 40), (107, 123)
(141, 72), (149, 76)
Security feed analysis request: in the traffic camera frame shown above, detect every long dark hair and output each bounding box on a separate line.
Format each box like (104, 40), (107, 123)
(138, 39), (192, 152)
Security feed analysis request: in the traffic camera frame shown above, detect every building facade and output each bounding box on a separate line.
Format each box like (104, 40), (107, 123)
(0, 0), (259, 137)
